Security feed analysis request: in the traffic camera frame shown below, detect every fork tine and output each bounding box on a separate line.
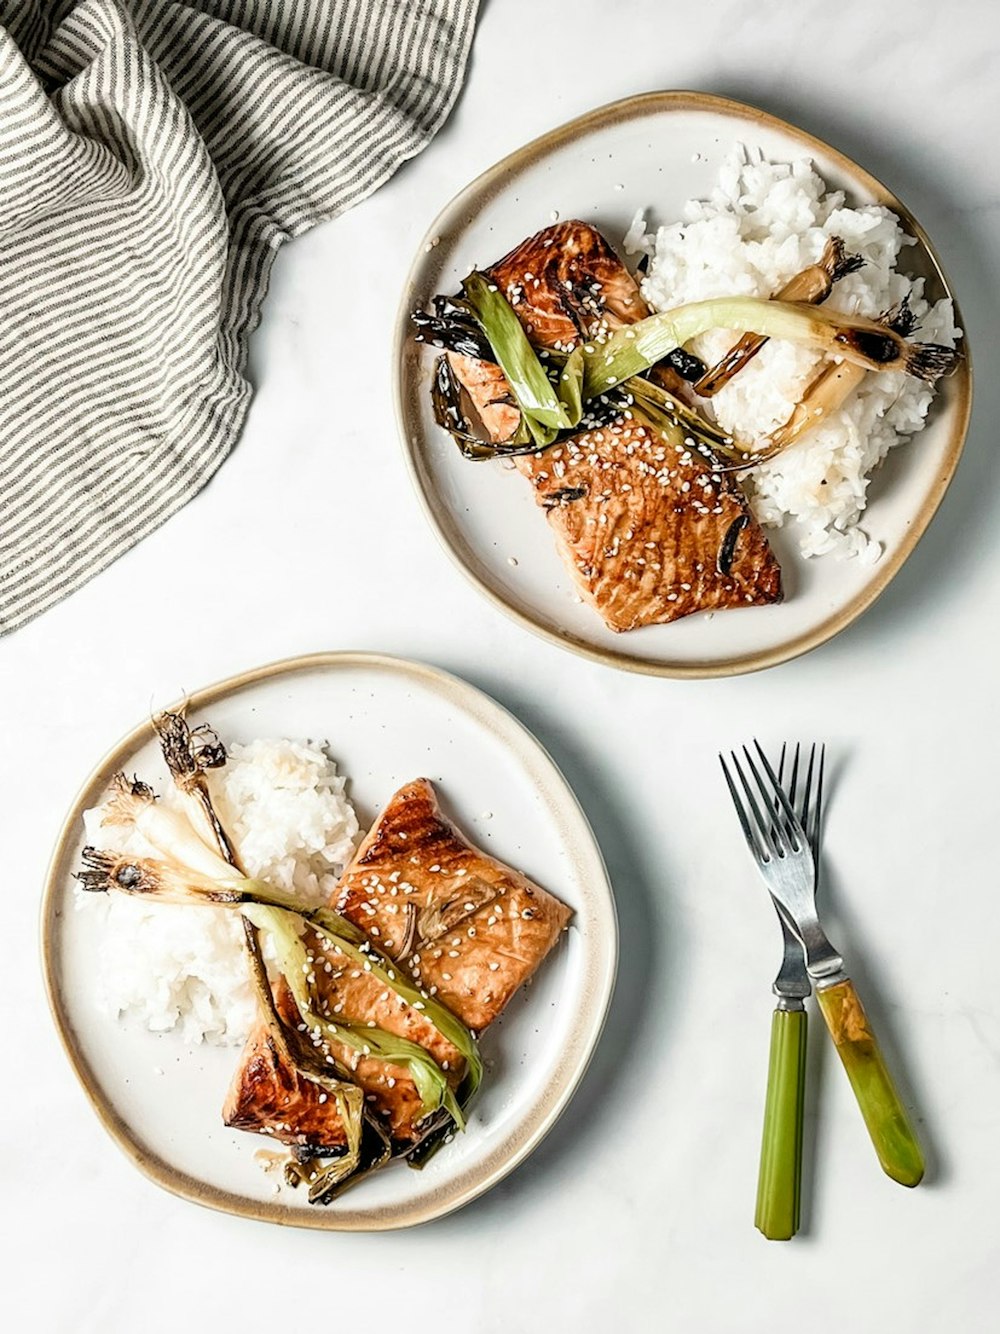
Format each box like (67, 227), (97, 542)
(788, 742), (801, 812)
(746, 743), (804, 856)
(751, 740), (802, 842)
(742, 747), (789, 853)
(774, 743), (787, 837)
(720, 753), (767, 861)
(801, 744), (816, 833)
(808, 743), (826, 861)
(730, 751), (778, 858)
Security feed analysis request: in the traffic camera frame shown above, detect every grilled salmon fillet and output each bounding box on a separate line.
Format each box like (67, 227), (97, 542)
(488, 220), (649, 346)
(335, 779), (571, 1033)
(445, 221), (783, 629)
(224, 924), (464, 1149)
(515, 424), (782, 629)
(223, 984), (350, 1153)
(225, 779), (570, 1150)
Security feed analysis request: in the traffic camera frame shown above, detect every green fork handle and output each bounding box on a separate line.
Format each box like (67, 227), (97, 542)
(816, 978), (925, 1187)
(755, 1006), (807, 1240)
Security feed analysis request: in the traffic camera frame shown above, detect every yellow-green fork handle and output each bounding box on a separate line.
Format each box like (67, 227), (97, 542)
(816, 978), (924, 1187)
(755, 1006), (807, 1240)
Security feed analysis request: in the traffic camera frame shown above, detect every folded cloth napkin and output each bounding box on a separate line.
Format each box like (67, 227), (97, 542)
(0, 0), (478, 633)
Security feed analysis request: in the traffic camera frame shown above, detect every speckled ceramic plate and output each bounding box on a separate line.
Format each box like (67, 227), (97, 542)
(395, 91), (972, 678)
(41, 653), (617, 1230)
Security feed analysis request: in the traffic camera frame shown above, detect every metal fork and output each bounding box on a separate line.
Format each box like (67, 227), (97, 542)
(771, 742), (822, 1004)
(721, 741), (925, 1189)
(747, 744), (821, 1239)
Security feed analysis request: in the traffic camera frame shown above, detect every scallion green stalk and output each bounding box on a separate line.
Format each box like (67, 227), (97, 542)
(242, 904), (465, 1126)
(148, 720), (388, 1201)
(78, 839), (478, 1121)
(84, 764), (482, 1153)
(311, 907), (482, 1098)
(82, 763), (482, 1179)
(461, 271), (575, 446)
(454, 278), (956, 463)
(241, 914), (369, 1196)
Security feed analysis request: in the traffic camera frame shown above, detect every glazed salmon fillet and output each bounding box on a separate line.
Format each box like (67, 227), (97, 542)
(446, 221), (783, 628)
(224, 779), (570, 1150)
(335, 779), (572, 1033)
(224, 983), (351, 1152)
(224, 924), (464, 1150)
(515, 422), (782, 629)
(488, 220), (650, 346)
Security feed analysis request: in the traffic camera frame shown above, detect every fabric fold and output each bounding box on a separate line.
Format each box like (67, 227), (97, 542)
(0, 0), (479, 633)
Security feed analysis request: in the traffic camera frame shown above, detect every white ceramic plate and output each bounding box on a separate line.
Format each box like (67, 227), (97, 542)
(42, 653), (617, 1230)
(395, 92), (971, 678)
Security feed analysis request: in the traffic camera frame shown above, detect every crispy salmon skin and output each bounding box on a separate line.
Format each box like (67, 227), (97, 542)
(440, 220), (783, 628)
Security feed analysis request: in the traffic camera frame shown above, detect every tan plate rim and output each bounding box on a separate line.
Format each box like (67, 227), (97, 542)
(40, 651), (618, 1231)
(393, 89), (974, 679)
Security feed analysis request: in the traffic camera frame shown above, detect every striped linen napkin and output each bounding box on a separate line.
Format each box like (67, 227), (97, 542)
(0, 0), (478, 634)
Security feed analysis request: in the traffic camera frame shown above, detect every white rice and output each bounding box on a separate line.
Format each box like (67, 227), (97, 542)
(80, 739), (360, 1046)
(625, 147), (960, 561)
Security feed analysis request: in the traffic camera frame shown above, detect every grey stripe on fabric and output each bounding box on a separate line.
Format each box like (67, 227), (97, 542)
(0, 0), (479, 633)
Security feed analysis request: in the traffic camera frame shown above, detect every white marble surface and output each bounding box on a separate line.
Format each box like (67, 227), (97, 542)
(4, 2), (1000, 1329)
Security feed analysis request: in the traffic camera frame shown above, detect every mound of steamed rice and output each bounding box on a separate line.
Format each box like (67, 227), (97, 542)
(80, 739), (360, 1046)
(624, 147), (960, 562)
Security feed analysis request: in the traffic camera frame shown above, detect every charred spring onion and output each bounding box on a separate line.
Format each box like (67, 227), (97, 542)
(82, 741), (483, 1195)
(151, 712), (378, 1197)
(241, 904), (467, 1127)
(240, 916), (380, 1202)
(309, 906), (483, 1097)
(410, 295), (495, 361)
(759, 296), (921, 456)
(94, 770), (482, 1105)
(459, 271), (579, 447)
(244, 923), (389, 1205)
(79, 820), (476, 1127)
(153, 712), (240, 865)
(89, 779), (304, 910)
(153, 713), (398, 1201)
(435, 274), (958, 466)
(624, 375), (747, 466)
(693, 237), (864, 396)
(765, 360), (868, 456)
(579, 297), (958, 401)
